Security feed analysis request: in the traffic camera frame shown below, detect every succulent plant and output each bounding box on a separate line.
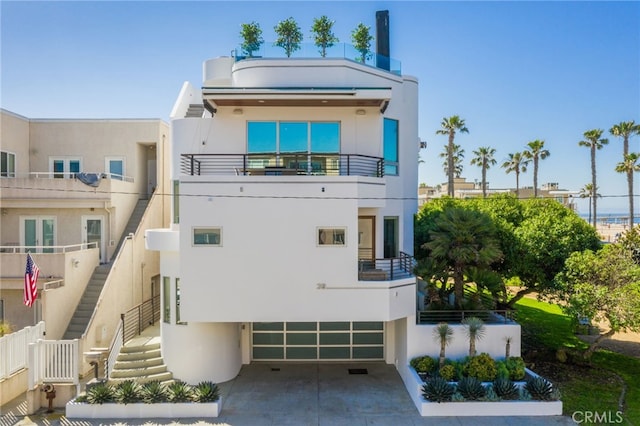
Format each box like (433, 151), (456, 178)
(86, 382), (115, 404)
(505, 356), (526, 380)
(422, 376), (455, 403)
(484, 386), (500, 402)
(192, 381), (220, 403)
(168, 381), (193, 403)
(410, 355), (437, 373)
(456, 376), (486, 401)
(114, 380), (142, 404)
(141, 381), (168, 403)
(451, 391), (466, 402)
(525, 377), (554, 401)
(492, 377), (519, 400)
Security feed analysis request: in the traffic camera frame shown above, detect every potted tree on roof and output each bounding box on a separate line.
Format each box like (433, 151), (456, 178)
(311, 15), (339, 57)
(240, 21), (264, 58)
(274, 17), (303, 57)
(351, 23), (373, 63)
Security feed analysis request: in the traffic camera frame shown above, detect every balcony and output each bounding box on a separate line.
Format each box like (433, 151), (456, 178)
(358, 252), (416, 282)
(180, 153), (384, 177)
(232, 42), (402, 76)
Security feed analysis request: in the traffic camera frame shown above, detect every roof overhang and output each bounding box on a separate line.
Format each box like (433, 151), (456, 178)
(201, 87), (392, 108)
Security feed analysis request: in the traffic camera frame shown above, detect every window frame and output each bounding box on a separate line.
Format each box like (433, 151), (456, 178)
(192, 227), (223, 247)
(1, 151), (16, 178)
(163, 276), (171, 324)
(105, 156), (126, 180)
(383, 118), (399, 176)
(317, 227), (347, 247)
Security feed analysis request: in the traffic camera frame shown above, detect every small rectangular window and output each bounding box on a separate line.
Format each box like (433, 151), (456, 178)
(193, 228), (222, 246)
(318, 227), (346, 246)
(383, 118), (399, 176)
(173, 180), (179, 224)
(175, 278), (186, 325)
(163, 276), (170, 324)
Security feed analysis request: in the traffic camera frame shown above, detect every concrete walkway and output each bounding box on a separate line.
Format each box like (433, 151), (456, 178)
(0, 362), (575, 426)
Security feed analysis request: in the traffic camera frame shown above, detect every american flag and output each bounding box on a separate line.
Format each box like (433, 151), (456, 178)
(24, 253), (40, 307)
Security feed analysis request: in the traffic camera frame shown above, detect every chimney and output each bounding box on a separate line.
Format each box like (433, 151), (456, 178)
(376, 10), (390, 71)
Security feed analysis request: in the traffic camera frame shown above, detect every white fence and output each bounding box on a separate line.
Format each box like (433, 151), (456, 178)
(0, 321), (45, 379)
(28, 339), (80, 391)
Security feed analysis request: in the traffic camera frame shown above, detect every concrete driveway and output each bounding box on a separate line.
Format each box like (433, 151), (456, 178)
(1, 362), (576, 425)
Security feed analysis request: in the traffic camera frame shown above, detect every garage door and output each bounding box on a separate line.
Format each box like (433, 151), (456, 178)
(252, 321), (384, 361)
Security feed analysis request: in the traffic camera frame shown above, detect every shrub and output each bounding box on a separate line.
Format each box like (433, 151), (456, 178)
(495, 360), (510, 379)
(141, 381), (168, 403)
(114, 380), (142, 404)
(505, 356), (526, 380)
(438, 364), (456, 381)
(86, 382), (115, 404)
(422, 377), (455, 403)
(410, 355), (437, 373)
(192, 381), (220, 403)
(464, 353), (497, 382)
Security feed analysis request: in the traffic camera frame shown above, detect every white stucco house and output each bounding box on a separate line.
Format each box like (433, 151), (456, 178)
(146, 42), (522, 404)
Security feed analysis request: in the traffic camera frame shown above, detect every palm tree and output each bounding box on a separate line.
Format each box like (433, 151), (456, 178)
(436, 116), (469, 197)
(462, 317), (485, 357)
(501, 152), (530, 198)
(433, 322), (453, 369)
(579, 129), (609, 227)
(439, 143), (465, 181)
(470, 146), (497, 197)
(424, 208), (502, 309)
(615, 153), (640, 227)
(579, 183), (601, 225)
(610, 121), (640, 228)
(523, 140), (550, 198)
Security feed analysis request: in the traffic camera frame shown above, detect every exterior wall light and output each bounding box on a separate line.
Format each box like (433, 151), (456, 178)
(233, 108), (243, 115)
(356, 109), (366, 115)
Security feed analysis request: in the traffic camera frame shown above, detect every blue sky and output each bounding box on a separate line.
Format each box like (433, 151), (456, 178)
(2, 1), (639, 214)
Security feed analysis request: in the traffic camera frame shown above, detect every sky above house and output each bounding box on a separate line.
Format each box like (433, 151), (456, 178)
(2, 1), (639, 215)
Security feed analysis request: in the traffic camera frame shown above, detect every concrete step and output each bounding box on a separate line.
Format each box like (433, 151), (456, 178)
(112, 356), (164, 370)
(116, 348), (161, 362)
(121, 342), (161, 353)
(110, 364), (168, 378)
(109, 371), (173, 384)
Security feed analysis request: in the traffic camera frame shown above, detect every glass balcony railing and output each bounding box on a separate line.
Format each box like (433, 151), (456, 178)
(232, 42), (401, 75)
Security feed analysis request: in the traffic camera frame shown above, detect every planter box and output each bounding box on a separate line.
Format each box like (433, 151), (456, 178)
(65, 399), (221, 419)
(407, 367), (562, 417)
(419, 400), (562, 416)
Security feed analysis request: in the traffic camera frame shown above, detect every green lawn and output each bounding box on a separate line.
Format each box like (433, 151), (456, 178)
(515, 298), (639, 425)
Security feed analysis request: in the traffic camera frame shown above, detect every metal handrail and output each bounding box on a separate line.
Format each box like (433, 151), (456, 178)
(180, 153), (384, 178)
(358, 252), (416, 281)
(417, 309), (515, 324)
(121, 294), (160, 345)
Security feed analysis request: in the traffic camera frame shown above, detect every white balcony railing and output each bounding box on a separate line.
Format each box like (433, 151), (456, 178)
(28, 339), (80, 392)
(0, 242), (97, 254)
(0, 321), (46, 379)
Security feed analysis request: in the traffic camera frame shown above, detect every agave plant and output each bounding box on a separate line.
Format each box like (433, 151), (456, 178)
(421, 376), (455, 403)
(141, 381), (168, 403)
(492, 377), (519, 400)
(456, 376), (486, 401)
(86, 382), (115, 404)
(168, 381), (193, 403)
(192, 381), (220, 403)
(525, 377), (555, 401)
(114, 380), (142, 404)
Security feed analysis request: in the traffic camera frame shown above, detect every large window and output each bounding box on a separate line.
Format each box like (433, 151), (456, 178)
(248, 121), (340, 173)
(1, 151), (16, 177)
(175, 278), (186, 325)
(163, 276), (170, 324)
(383, 118), (399, 176)
(172, 180), (180, 224)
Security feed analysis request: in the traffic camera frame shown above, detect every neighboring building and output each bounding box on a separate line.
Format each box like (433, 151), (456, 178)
(0, 109), (169, 341)
(421, 177), (577, 210)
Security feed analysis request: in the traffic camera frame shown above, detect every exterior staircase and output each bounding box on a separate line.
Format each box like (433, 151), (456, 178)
(109, 328), (174, 384)
(185, 103), (205, 118)
(62, 198), (150, 340)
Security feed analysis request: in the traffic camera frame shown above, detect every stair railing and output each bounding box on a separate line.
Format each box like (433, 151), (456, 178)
(121, 294), (161, 345)
(105, 318), (124, 379)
